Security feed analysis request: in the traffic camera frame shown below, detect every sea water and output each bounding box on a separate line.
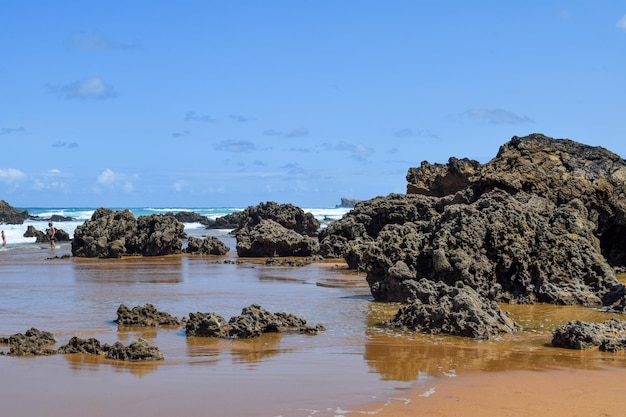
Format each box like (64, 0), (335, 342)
(0, 206), (352, 248)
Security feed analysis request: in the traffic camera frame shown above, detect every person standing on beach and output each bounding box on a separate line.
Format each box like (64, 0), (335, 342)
(48, 222), (56, 249)
(1, 230), (5, 248)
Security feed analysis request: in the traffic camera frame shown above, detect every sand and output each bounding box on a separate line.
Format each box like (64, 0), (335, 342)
(355, 366), (626, 417)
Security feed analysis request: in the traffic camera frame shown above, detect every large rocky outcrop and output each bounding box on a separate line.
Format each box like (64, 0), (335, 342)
(71, 208), (186, 258)
(0, 200), (29, 224)
(235, 202), (320, 257)
(319, 134), (626, 322)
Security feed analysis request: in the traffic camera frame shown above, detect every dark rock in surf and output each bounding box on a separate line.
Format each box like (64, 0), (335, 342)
(172, 211), (212, 226)
(0, 200), (29, 224)
(24, 225), (71, 243)
(185, 236), (230, 255)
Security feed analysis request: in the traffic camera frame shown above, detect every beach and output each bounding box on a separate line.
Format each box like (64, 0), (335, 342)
(2, 216), (626, 416)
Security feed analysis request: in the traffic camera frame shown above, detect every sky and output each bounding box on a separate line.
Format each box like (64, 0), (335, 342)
(2, 1), (626, 209)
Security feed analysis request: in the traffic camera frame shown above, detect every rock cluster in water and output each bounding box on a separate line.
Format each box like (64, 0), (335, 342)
(0, 304), (323, 359)
(552, 318), (626, 351)
(185, 303), (325, 338)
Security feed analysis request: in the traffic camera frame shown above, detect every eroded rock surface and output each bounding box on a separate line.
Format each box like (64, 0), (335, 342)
(185, 304), (325, 338)
(552, 319), (626, 351)
(115, 304), (182, 327)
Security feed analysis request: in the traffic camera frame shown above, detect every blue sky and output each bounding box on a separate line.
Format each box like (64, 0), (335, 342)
(2, 1), (626, 208)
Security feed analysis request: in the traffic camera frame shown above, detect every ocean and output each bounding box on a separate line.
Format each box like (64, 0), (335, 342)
(0, 206), (352, 248)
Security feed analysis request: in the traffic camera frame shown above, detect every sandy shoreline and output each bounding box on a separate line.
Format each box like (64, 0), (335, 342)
(352, 365), (626, 417)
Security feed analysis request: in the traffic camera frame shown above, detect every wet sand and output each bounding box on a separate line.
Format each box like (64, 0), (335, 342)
(356, 366), (626, 417)
(2, 243), (626, 416)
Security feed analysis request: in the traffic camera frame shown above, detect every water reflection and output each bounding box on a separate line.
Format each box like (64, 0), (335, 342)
(64, 352), (162, 377)
(71, 256), (185, 284)
(184, 332), (293, 365)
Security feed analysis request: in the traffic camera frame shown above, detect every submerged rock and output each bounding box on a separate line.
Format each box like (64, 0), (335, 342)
(384, 280), (520, 339)
(552, 318), (626, 351)
(105, 338), (164, 361)
(185, 303), (325, 338)
(58, 336), (105, 355)
(115, 304), (182, 327)
(0, 328), (57, 356)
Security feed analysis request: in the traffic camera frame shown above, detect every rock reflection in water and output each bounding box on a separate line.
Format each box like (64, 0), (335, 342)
(64, 352), (162, 377)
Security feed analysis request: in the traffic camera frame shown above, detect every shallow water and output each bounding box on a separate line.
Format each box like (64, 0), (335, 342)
(1, 243), (626, 417)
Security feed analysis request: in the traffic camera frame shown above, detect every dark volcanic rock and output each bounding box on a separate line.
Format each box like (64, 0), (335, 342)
(185, 304), (325, 338)
(384, 280), (520, 339)
(24, 225), (71, 243)
(208, 211), (246, 229)
(236, 201), (320, 237)
(172, 211), (212, 226)
(115, 304), (182, 327)
(0, 328), (56, 356)
(105, 338), (164, 361)
(71, 208), (186, 258)
(0, 200), (29, 224)
(319, 134), (626, 315)
(58, 337), (105, 354)
(236, 219), (319, 257)
(552, 318), (626, 351)
(185, 236), (230, 255)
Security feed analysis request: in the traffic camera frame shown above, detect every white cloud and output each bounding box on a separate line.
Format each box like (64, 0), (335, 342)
(0, 168), (26, 183)
(49, 77), (117, 100)
(96, 169), (136, 193)
(618, 15), (626, 31)
(463, 108), (532, 125)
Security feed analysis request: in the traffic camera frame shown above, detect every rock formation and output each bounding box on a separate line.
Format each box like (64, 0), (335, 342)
(185, 236), (230, 255)
(71, 208), (186, 258)
(234, 202), (320, 257)
(318, 134), (626, 336)
(0, 200), (29, 224)
(552, 318), (626, 351)
(185, 303), (325, 338)
(115, 304), (182, 327)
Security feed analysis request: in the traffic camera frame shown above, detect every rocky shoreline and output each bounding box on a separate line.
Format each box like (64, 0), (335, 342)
(4, 133), (626, 355)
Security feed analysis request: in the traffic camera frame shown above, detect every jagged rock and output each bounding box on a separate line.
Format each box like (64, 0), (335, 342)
(185, 236), (230, 255)
(208, 211), (246, 229)
(105, 338), (164, 361)
(336, 197), (361, 208)
(58, 337), (105, 354)
(185, 304), (324, 338)
(236, 201), (320, 237)
(319, 134), (626, 313)
(71, 208), (186, 258)
(115, 304), (182, 327)
(384, 280), (520, 339)
(236, 219), (319, 257)
(24, 225), (70, 243)
(0, 328), (56, 356)
(172, 211), (212, 226)
(0, 200), (29, 224)
(552, 318), (626, 351)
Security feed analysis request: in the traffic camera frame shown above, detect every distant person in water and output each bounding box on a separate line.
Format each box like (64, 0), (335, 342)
(1, 230), (5, 248)
(48, 222), (56, 249)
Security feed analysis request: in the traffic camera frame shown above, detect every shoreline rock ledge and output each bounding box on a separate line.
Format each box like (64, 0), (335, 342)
(318, 133), (626, 337)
